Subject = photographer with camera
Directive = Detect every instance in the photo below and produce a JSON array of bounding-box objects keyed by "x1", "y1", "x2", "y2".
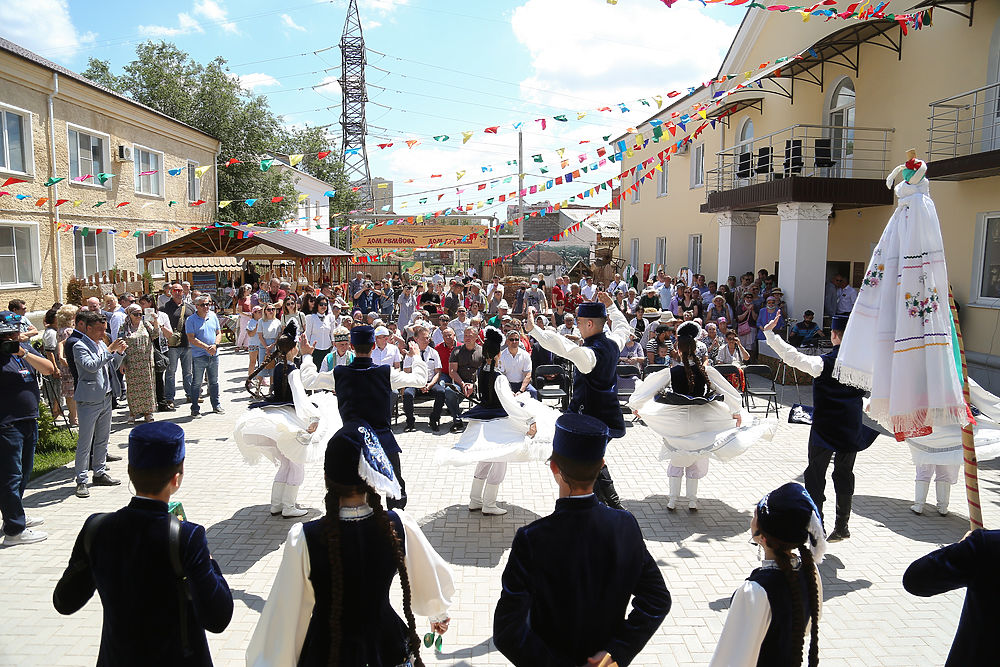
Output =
[
  {"x1": 353, "y1": 280, "x2": 379, "y2": 316},
  {"x1": 0, "y1": 311, "x2": 56, "y2": 545}
]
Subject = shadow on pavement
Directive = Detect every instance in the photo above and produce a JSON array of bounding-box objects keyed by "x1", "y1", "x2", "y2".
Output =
[
  {"x1": 24, "y1": 466, "x2": 80, "y2": 507},
  {"x1": 629, "y1": 495, "x2": 753, "y2": 544},
  {"x1": 206, "y1": 504, "x2": 320, "y2": 575},
  {"x1": 818, "y1": 553, "x2": 873, "y2": 602},
  {"x1": 435, "y1": 636, "x2": 493, "y2": 662},
  {"x1": 852, "y1": 494, "x2": 969, "y2": 544},
  {"x1": 418, "y1": 504, "x2": 540, "y2": 569}
]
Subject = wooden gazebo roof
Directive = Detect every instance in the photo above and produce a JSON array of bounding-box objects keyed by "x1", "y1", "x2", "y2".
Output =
[{"x1": 137, "y1": 225, "x2": 353, "y2": 262}]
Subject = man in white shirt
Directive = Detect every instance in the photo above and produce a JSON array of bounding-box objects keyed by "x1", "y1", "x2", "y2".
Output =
[
  {"x1": 371, "y1": 326, "x2": 402, "y2": 368},
  {"x1": 431, "y1": 270, "x2": 445, "y2": 285},
  {"x1": 830, "y1": 274, "x2": 857, "y2": 315},
  {"x1": 658, "y1": 276, "x2": 675, "y2": 310},
  {"x1": 402, "y1": 325, "x2": 459, "y2": 433},
  {"x1": 607, "y1": 273, "x2": 624, "y2": 295},
  {"x1": 558, "y1": 314, "x2": 582, "y2": 344},
  {"x1": 580, "y1": 278, "x2": 597, "y2": 301},
  {"x1": 486, "y1": 276, "x2": 503, "y2": 300},
  {"x1": 499, "y1": 330, "x2": 537, "y2": 399},
  {"x1": 448, "y1": 306, "x2": 470, "y2": 341}
]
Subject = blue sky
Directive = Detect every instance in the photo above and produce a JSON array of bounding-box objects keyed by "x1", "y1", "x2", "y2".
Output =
[{"x1": 0, "y1": 0, "x2": 744, "y2": 218}]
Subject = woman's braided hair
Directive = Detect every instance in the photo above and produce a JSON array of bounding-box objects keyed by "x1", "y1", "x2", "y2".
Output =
[
  {"x1": 324, "y1": 483, "x2": 424, "y2": 667},
  {"x1": 675, "y1": 325, "x2": 710, "y2": 397},
  {"x1": 768, "y1": 536, "x2": 820, "y2": 667}
]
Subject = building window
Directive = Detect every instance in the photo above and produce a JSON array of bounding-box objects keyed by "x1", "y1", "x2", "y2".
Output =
[
  {"x1": 0, "y1": 222, "x2": 40, "y2": 287},
  {"x1": 134, "y1": 145, "x2": 164, "y2": 196},
  {"x1": 629, "y1": 237, "x2": 639, "y2": 269},
  {"x1": 655, "y1": 236, "x2": 666, "y2": 268},
  {"x1": 631, "y1": 169, "x2": 641, "y2": 204},
  {"x1": 68, "y1": 126, "x2": 108, "y2": 184},
  {"x1": 0, "y1": 105, "x2": 31, "y2": 175},
  {"x1": 828, "y1": 77, "x2": 856, "y2": 177},
  {"x1": 657, "y1": 161, "x2": 668, "y2": 197},
  {"x1": 74, "y1": 231, "x2": 115, "y2": 277},
  {"x1": 137, "y1": 232, "x2": 167, "y2": 277},
  {"x1": 187, "y1": 160, "x2": 200, "y2": 202},
  {"x1": 973, "y1": 212, "x2": 1000, "y2": 305},
  {"x1": 691, "y1": 144, "x2": 705, "y2": 188},
  {"x1": 688, "y1": 234, "x2": 703, "y2": 274}
]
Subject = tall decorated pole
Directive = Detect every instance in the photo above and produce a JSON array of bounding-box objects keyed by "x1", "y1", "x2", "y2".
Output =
[{"x1": 947, "y1": 289, "x2": 984, "y2": 529}]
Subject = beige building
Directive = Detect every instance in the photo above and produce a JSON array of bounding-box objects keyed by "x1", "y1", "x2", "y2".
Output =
[
  {"x1": 0, "y1": 37, "x2": 220, "y2": 310},
  {"x1": 616, "y1": 4, "x2": 1000, "y2": 383}
]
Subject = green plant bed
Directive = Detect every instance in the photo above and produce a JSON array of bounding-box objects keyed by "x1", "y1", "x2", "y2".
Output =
[{"x1": 32, "y1": 404, "x2": 78, "y2": 480}]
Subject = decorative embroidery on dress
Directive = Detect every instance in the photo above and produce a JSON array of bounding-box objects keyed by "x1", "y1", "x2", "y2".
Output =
[
  {"x1": 862, "y1": 263, "x2": 885, "y2": 288},
  {"x1": 904, "y1": 288, "x2": 940, "y2": 323}
]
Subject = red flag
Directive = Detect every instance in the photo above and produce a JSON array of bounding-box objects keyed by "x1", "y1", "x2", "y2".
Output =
[
  {"x1": 378, "y1": 143, "x2": 393, "y2": 149},
  {"x1": 225, "y1": 158, "x2": 240, "y2": 167},
  {"x1": 190, "y1": 199, "x2": 206, "y2": 206},
  {"x1": 55, "y1": 199, "x2": 69, "y2": 207},
  {"x1": 484, "y1": 126, "x2": 499, "y2": 134},
  {"x1": 1, "y1": 177, "x2": 27, "y2": 187},
  {"x1": 115, "y1": 202, "x2": 129, "y2": 208},
  {"x1": 317, "y1": 151, "x2": 331, "y2": 160}
]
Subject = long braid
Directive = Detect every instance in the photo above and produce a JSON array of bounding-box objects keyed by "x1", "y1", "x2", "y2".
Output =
[
  {"x1": 324, "y1": 488, "x2": 343, "y2": 667},
  {"x1": 772, "y1": 548, "x2": 806, "y2": 666},
  {"x1": 370, "y1": 493, "x2": 425, "y2": 667},
  {"x1": 799, "y1": 546, "x2": 821, "y2": 667}
]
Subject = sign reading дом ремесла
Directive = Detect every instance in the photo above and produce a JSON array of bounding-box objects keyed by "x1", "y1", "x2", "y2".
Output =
[{"x1": 352, "y1": 224, "x2": 488, "y2": 249}]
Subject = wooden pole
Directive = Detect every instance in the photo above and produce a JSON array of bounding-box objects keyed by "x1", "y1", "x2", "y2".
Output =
[{"x1": 948, "y1": 288, "x2": 984, "y2": 530}]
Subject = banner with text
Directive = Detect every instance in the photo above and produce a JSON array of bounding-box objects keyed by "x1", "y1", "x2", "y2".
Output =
[{"x1": 352, "y1": 224, "x2": 488, "y2": 250}]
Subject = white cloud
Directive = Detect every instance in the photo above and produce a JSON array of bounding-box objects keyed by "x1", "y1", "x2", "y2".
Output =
[
  {"x1": 362, "y1": 0, "x2": 409, "y2": 12},
  {"x1": 362, "y1": 20, "x2": 382, "y2": 30},
  {"x1": 0, "y1": 0, "x2": 98, "y2": 59},
  {"x1": 236, "y1": 72, "x2": 281, "y2": 90},
  {"x1": 194, "y1": 0, "x2": 239, "y2": 34},
  {"x1": 139, "y1": 12, "x2": 204, "y2": 38},
  {"x1": 313, "y1": 76, "x2": 342, "y2": 97},
  {"x1": 281, "y1": 14, "x2": 307, "y2": 32}
]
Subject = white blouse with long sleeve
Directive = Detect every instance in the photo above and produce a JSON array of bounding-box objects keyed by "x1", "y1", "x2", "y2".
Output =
[
  {"x1": 530, "y1": 302, "x2": 631, "y2": 373},
  {"x1": 246, "y1": 509, "x2": 455, "y2": 667},
  {"x1": 299, "y1": 353, "x2": 427, "y2": 392},
  {"x1": 303, "y1": 313, "x2": 334, "y2": 349},
  {"x1": 764, "y1": 330, "x2": 823, "y2": 378}
]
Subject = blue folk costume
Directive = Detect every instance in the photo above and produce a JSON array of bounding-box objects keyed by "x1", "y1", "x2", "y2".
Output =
[
  {"x1": 435, "y1": 328, "x2": 559, "y2": 515},
  {"x1": 493, "y1": 414, "x2": 671, "y2": 666},
  {"x1": 710, "y1": 483, "x2": 827, "y2": 667},
  {"x1": 53, "y1": 422, "x2": 234, "y2": 666},
  {"x1": 765, "y1": 314, "x2": 878, "y2": 541},
  {"x1": 247, "y1": 422, "x2": 454, "y2": 667},
  {"x1": 903, "y1": 528, "x2": 1000, "y2": 667},
  {"x1": 529, "y1": 300, "x2": 631, "y2": 509},
  {"x1": 300, "y1": 325, "x2": 428, "y2": 510}
]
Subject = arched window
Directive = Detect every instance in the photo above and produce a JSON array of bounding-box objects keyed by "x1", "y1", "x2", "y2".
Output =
[
  {"x1": 828, "y1": 78, "x2": 855, "y2": 176},
  {"x1": 735, "y1": 118, "x2": 755, "y2": 182},
  {"x1": 738, "y1": 118, "x2": 754, "y2": 145}
]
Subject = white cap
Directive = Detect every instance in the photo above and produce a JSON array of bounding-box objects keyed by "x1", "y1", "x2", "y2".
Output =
[
  {"x1": 374, "y1": 326, "x2": 390, "y2": 336},
  {"x1": 498, "y1": 300, "x2": 510, "y2": 310}
]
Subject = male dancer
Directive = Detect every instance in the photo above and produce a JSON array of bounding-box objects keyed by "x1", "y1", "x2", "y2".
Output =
[
  {"x1": 763, "y1": 312, "x2": 877, "y2": 541},
  {"x1": 526, "y1": 292, "x2": 630, "y2": 509},
  {"x1": 299, "y1": 326, "x2": 426, "y2": 509}
]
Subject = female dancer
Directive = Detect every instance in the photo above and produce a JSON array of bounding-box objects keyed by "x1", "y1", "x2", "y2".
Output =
[
  {"x1": 629, "y1": 322, "x2": 775, "y2": 510},
  {"x1": 247, "y1": 421, "x2": 453, "y2": 666},
  {"x1": 235, "y1": 323, "x2": 341, "y2": 518},
  {"x1": 435, "y1": 328, "x2": 558, "y2": 515},
  {"x1": 710, "y1": 482, "x2": 824, "y2": 667}
]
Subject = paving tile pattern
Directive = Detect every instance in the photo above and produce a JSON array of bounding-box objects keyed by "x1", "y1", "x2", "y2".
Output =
[{"x1": 2, "y1": 350, "x2": 993, "y2": 666}]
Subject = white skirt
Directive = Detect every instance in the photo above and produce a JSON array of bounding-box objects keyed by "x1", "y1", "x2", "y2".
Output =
[
  {"x1": 235, "y1": 370, "x2": 342, "y2": 467},
  {"x1": 435, "y1": 394, "x2": 560, "y2": 466},
  {"x1": 907, "y1": 418, "x2": 1000, "y2": 467}
]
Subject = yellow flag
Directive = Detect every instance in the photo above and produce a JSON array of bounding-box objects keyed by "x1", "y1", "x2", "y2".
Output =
[
  {"x1": 577, "y1": 112, "x2": 587, "y2": 120},
  {"x1": 377, "y1": 183, "x2": 388, "y2": 189},
  {"x1": 462, "y1": 131, "x2": 474, "y2": 144},
  {"x1": 401, "y1": 202, "x2": 408, "y2": 208},
  {"x1": 416, "y1": 215, "x2": 424, "y2": 222},
  {"x1": 654, "y1": 164, "x2": 662, "y2": 172},
  {"x1": 195, "y1": 165, "x2": 211, "y2": 179},
  {"x1": 72, "y1": 200, "x2": 82, "y2": 207},
  {"x1": 556, "y1": 148, "x2": 565, "y2": 158},
  {"x1": 626, "y1": 148, "x2": 634, "y2": 158},
  {"x1": 538, "y1": 183, "x2": 546, "y2": 191},
  {"x1": 219, "y1": 200, "x2": 232, "y2": 208},
  {"x1": 698, "y1": 110, "x2": 707, "y2": 120},
  {"x1": 297, "y1": 194, "x2": 309, "y2": 203},
  {"x1": 456, "y1": 170, "x2": 466, "y2": 180},
  {"x1": 289, "y1": 154, "x2": 304, "y2": 167},
  {"x1": 654, "y1": 95, "x2": 663, "y2": 108},
  {"x1": 636, "y1": 133, "x2": 644, "y2": 144},
  {"x1": 476, "y1": 201, "x2": 483, "y2": 209}
]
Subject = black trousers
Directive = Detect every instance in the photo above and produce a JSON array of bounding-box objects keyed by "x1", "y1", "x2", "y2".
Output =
[
  {"x1": 385, "y1": 448, "x2": 407, "y2": 510},
  {"x1": 803, "y1": 443, "x2": 857, "y2": 524}
]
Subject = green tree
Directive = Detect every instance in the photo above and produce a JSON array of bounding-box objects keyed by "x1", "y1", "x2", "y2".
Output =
[{"x1": 82, "y1": 42, "x2": 296, "y2": 224}]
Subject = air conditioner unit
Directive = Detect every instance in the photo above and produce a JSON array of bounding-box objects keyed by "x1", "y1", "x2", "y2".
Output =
[{"x1": 116, "y1": 145, "x2": 133, "y2": 162}]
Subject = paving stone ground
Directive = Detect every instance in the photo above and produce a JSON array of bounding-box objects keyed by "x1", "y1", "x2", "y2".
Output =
[{"x1": 2, "y1": 348, "x2": 995, "y2": 666}]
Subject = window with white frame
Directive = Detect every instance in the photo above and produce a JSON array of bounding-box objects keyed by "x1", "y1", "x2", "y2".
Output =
[
  {"x1": 0, "y1": 105, "x2": 32, "y2": 175},
  {"x1": 0, "y1": 222, "x2": 40, "y2": 287},
  {"x1": 74, "y1": 231, "x2": 115, "y2": 277},
  {"x1": 631, "y1": 169, "x2": 641, "y2": 204},
  {"x1": 629, "y1": 237, "x2": 640, "y2": 269},
  {"x1": 137, "y1": 232, "x2": 167, "y2": 277},
  {"x1": 657, "y1": 161, "x2": 668, "y2": 197},
  {"x1": 68, "y1": 126, "x2": 108, "y2": 184},
  {"x1": 688, "y1": 234, "x2": 703, "y2": 274},
  {"x1": 691, "y1": 144, "x2": 705, "y2": 188},
  {"x1": 655, "y1": 236, "x2": 667, "y2": 268},
  {"x1": 134, "y1": 145, "x2": 164, "y2": 196},
  {"x1": 973, "y1": 212, "x2": 1000, "y2": 305},
  {"x1": 187, "y1": 160, "x2": 200, "y2": 202}
]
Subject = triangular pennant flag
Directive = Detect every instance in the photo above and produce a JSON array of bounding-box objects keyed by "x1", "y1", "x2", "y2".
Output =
[
  {"x1": 168, "y1": 168, "x2": 183, "y2": 176},
  {"x1": 96, "y1": 173, "x2": 114, "y2": 184},
  {"x1": 434, "y1": 135, "x2": 449, "y2": 142},
  {"x1": 195, "y1": 165, "x2": 211, "y2": 178},
  {"x1": 260, "y1": 159, "x2": 274, "y2": 172},
  {"x1": 462, "y1": 131, "x2": 474, "y2": 144},
  {"x1": 317, "y1": 150, "x2": 331, "y2": 160},
  {"x1": 289, "y1": 154, "x2": 304, "y2": 167},
  {"x1": 55, "y1": 199, "x2": 69, "y2": 207},
  {"x1": 190, "y1": 200, "x2": 206, "y2": 206},
  {"x1": 297, "y1": 194, "x2": 309, "y2": 203},
  {"x1": 1, "y1": 177, "x2": 28, "y2": 187},
  {"x1": 35, "y1": 197, "x2": 49, "y2": 207},
  {"x1": 225, "y1": 158, "x2": 241, "y2": 167},
  {"x1": 43, "y1": 177, "x2": 65, "y2": 187},
  {"x1": 245, "y1": 198, "x2": 258, "y2": 207},
  {"x1": 116, "y1": 202, "x2": 129, "y2": 208},
  {"x1": 456, "y1": 170, "x2": 466, "y2": 180},
  {"x1": 484, "y1": 126, "x2": 499, "y2": 134},
  {"x1": 219, "y1": 200, "x2": 233, "y2": 208}
]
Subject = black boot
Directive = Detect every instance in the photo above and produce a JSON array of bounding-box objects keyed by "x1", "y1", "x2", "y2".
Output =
[
  {"x1": 827, "y1": 515, "x2": 850, "y2": 542},
  {"x1": 595, "y1": 465, "x2": 626, "y2": 511}
]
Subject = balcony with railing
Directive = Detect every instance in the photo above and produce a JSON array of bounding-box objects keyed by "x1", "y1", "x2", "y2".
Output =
[
  {"x1": 701, "y1": 124, "x2": 895, "y2": 214},
  {"x1": 927, "y1": 80, "x2": 1000, "y2": 181}
]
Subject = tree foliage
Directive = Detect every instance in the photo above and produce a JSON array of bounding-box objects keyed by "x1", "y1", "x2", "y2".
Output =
[{"x1": 81, "y1": 42, "x2": 352, "y2": 228}]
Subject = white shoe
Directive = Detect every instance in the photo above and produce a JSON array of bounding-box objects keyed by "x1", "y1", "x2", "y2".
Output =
[
  {"x1": 468, "y1": 477, "x2": 485, "y2": 512},
  {"x1": 281, "y1": 484, "x2": 308, "y2": 519},
  {"x1": 911, "y1": 480, "x2": 930, "y2": 515},
  {"x1": 667, "y1": 476, "x2": 682, "y2": 512},
  {"x1": 270, "y1": 482, "x2": 285, "y2": 516},
  {"x1": 5, "y1": 528, "x2": 48, "y2": 545},
  {"x1": 481, "y1": 483, "x2": 508, "y2": 516},
  {"x1": 936, "y1": 481, "x2": 952, "y2": 516},
  {"x1": 25, "y1": 516, "x2": 44, "y2": 528},
  {"x1": 686, "y1": 477, "x2": 699, "y2": 512}
]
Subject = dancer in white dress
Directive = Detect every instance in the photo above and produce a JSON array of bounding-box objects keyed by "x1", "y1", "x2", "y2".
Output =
[
  {"x1": 902, "y1": 378, "x2": 1000, "y2": 516},
  {"x1": 435, "y1": 328, "x2": 559, "y2": 515},
  {"x1": 235, "y1": 324, "x2": 341, "y2": 518},
  {"x1": 630, "y1": 322, "x2": 777, "y2": 510}
]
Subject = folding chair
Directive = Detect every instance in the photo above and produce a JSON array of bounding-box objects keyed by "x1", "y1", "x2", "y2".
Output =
[
  {"x1": 643, "y1": 363, "x2": 667, "y2": 379},
  {"x1": 743, "y1": 364, "x2": 779, "y2": 417},
  {"x1": 534, "y1": 364, "x2": 568, "y2": 410}
]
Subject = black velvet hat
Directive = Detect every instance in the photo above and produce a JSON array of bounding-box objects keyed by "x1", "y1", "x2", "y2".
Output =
[
  {"x1": 350, "y1": 325, "x2": 375, "y2": 345},
  {"x1": 576, "y1": 302, "x2": 607, "y2": 319},
  {"x1": 325, "y1": 422, "x2": 401, "y2": 499},
  {"x1": 552, "y1": 414, "x2": 609, "y2": 463},
  {"x1": 128, "y1": 422, "x2": 185, "y2": 469},
  {"x1": 755, "y1": 482, "x2": 827, "y2": 562}
]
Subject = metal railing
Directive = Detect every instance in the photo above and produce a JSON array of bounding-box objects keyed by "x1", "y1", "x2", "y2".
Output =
[
  {"x1": 928, "y1": 80, "x2": 1000, "y2": 160},
  {"x1": 707, "y1": 123, "x2": 894, "y2": 193}
]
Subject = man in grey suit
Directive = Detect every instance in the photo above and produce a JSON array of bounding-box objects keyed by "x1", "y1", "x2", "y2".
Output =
[{"x1": 72, "y1": 310, "x2": 125, "y2": 498}]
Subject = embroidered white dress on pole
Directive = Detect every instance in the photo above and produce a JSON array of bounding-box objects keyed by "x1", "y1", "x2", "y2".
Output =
[{"x1": 833, "y1": 163, "x2": 968, "y2": 440}]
